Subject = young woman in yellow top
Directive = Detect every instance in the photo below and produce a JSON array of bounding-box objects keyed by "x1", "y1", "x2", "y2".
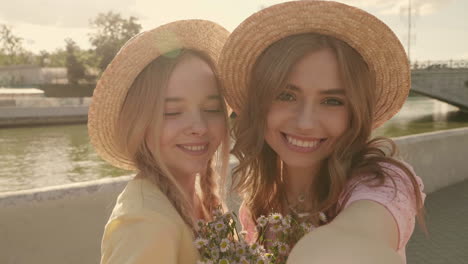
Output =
[{"x1": 88, "y1": 20, "x2": 230, "y2": 264}]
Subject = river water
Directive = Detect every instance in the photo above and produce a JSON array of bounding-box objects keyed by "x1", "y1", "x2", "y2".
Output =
[{"x1": 1, "y1": 96, "x2": 468, "y2": 193}]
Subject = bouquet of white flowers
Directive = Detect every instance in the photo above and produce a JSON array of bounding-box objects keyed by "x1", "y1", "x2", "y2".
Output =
[
  {"x1": 194, "y1": 208, "x2": 322, "y2": 264},
  {"x1": 194, "y1": 208, "x2": 271, "y2": 264},
  {"x1": 254, "y1": 213, "x2": 317, "y2": 264}
]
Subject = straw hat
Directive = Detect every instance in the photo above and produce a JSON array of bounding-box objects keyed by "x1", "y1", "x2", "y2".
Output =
[
  {"x1": 88, "y1": 20, "x2": 229, "y2": 170},
  {"x1": 219, "y1": 0, "x2": 410, "y2": 128}
]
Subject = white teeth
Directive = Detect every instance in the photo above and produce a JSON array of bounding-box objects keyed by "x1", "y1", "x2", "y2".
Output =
[
  {"x1": 286, "y1": 135, "x2": 320, "y2": 148},
  {"x1": 181, "y1": 145, "x2": 206, "y2": 151}
]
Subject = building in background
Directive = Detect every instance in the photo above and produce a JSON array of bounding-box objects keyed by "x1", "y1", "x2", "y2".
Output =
[{"x1": 0, "y1": 65, "x2": 67, "y2": 86}]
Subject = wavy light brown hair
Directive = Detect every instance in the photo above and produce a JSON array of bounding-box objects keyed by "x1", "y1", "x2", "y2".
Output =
[
  {"x1": 116, "y1": 49, "x2": 230, "y2": 228},
  {"x1": 232, "y1": 34, "x2": 425, "y2": 229}
]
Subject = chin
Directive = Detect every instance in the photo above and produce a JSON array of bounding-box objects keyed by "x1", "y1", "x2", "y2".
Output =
[
  {"x1": 183, "y1": 164, "x2": 209, "y2": 176},
  {"x1": 281, "y1": 155, "x2": 324, "y2": 169}
]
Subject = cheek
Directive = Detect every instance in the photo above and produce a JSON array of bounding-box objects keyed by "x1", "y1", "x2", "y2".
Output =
[
  {"x1": 208, "y1": 117, "x2": 227, "y2": 140},
  {"x1": 328, "y1": 109, "x2": 350, "y2": 136},
  {"x1": 266, "y1": 104, "x2": 289, "y2": 131},
  {"x1": 159, "y1": 120, "x2": 180, "y2": 147}
]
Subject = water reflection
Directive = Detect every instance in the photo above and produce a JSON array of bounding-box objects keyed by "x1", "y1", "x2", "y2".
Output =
[
  {"x1": 373, "y1": 97, "x2": 468, "y2": 137},
  {"x1": 0, "y1": 124, "x2": 130, "y2": 193},
  {"x1": 1, "y1": 96, "x2": 467, "y2": 192}
]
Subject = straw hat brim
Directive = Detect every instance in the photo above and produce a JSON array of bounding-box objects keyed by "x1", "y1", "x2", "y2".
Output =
[
  {"x1": 88, "y1": 20, "x2": 229, "y2": 170},
  {"x1": 219, "y1": 0, "x2": 410, "y2": 129}
]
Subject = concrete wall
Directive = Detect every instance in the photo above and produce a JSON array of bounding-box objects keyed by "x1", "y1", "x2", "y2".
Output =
[
  {"x1": 1, "y1": 127, "x2": 468, "y2": 264},
  {"x1": 0, "y1": 98, "x2": 91, "y2": 127},
  {"x1": 0, "y1": 177, "x2": 131, "y2": 264},
  {"x1": 0, "y1": 106, "x2": 88, "y2": 127},
  {"x1": 394, "y1": 127, "x2": 468, "y2": 193}
]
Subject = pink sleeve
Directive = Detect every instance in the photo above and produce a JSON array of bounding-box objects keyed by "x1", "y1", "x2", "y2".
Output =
[
  {"x1": 239, "y1": 203, "x2": 257, "y2": 244},
  {"x1": 341, "y1": 162, "x2": 426, "y2": 250}
]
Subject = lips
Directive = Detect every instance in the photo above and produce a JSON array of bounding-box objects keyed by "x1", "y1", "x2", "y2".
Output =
[
  {"x1": 281, "y1": 133, "x2": 326, "y2": 153},
  {"x1": 177, "y1": 143, "x2": 209, "y2": 155}
]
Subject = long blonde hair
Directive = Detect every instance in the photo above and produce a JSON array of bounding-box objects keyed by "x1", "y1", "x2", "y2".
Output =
[
  {"x1": 232, "y1": 34, "x2": 425, "y2": 228},
  {"x1": 116, "y1": 49, "x2": 230, "y2": 228}
]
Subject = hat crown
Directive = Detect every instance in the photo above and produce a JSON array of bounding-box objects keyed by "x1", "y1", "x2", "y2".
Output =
[{"x1": 219, "y1": 0, "x2": 409, "y2": 129}]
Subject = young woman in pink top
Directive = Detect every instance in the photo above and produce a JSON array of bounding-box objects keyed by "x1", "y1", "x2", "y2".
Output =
[{"x1": 218, "y1": 1, "x2": 425, "y2": 263}]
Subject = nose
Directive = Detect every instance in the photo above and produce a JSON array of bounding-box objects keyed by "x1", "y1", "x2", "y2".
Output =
[
  {"x1": 185, "y1": 111, "x2": 208, "y2": 136},
  {"x1": 295, "y1": 102, "x2": 318, "y2": 132}
]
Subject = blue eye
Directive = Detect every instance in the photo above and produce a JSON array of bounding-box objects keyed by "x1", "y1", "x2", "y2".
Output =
[
  {"x1": 323, "y1": 98, "x2": 344, "y2": 106},
  {"x1": 276, "y1": 91, "x2": 296, "y2": 101}
]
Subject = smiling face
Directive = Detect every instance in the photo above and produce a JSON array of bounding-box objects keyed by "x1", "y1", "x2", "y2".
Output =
[
  {"x1": 148, "y1": 54, "x2": 226, "y2": 178},
  {"x1": 264, "y1": 48, "x2": 350, "y2": 171}
]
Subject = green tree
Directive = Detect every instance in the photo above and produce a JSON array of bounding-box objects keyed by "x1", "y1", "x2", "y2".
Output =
[
  {"x1": 65, "y1": 38, "x2": 86, "y2": 84},
  {"x1": 0, "y1": 24, "x2": 33, "y2": 65},
  {"x1": 48, "y1": 48, "x2": 68, "y2": 67},
  {"x1": 36, "y1": 50, "x2": 51, "y2": 66},
  {"x1": 89, "y1": 11, "x2": 142, "y2": 72}
]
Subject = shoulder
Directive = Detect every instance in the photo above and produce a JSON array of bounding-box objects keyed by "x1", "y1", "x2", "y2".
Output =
[
  {"x1": 379, "y1": 160, "x2": 424, "y2": 188},
  {"x1": 110, "y1": 177, "x2": 183, "y2": 222},
  {"x1": 101, "y1": 207, "x2": 194, "y2": 264},
  {"x1": 103, "y1": 202, "x2": 184, "y2": 246},
  {"x1": 342, "y1": 160, "x2": 425, "y2": 205},
  {"x1": 101, "y1": 178, "x2": 198, "y2": 263},
  {"x1": 338, "y1": 160, "x2": 426, "y2": 250}
]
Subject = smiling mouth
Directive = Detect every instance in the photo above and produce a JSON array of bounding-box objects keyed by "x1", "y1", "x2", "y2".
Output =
[
  {"x1": 177, "y1": 143, "x2": 209, "y2": 155},
  {"x1": 281, "y1": 133, "x2": 327, "y2": 152}
]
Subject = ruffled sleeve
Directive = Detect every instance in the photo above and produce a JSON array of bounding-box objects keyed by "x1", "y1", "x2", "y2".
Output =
[{"x1": 340, "y1": 162, "x2": 425, "y2": 250}]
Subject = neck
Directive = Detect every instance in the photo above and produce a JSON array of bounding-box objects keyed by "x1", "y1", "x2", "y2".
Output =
[
  {"x1": 283, "y1": 163, "x2": 321, "y2": 202},
  {"x1": 173, "y1": 172, "x2": 197, "y2": 207},
  {"x1": 173, "y1": 171, "x2": 207, "y2": 220}
]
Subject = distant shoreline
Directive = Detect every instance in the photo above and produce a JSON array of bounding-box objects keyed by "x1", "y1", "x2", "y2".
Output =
[{"x1": 0, "y1": 105, "x2": 88, "y2": 128}]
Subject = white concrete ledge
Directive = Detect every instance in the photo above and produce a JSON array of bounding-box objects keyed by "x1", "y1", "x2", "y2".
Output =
[
  {"x1": 0, "y1": 176, "x2": 131, "y2": 207},
  {"x1": 1, "y1": 128, "x2": 467, "y2": 264},
  {"x1": 0, "y1": 176, "x2": 132, "y2": 264},
  {"x1": 394, "y1": 127, "x2": 468, "y2": 193},
  {"x1": 0, "y1": 106, "x2": 88, "y2": 127}
]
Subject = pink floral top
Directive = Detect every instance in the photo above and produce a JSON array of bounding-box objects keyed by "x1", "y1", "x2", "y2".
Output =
[{"x1": 239, "y1": 162, "x2": 425, "y2": 264}]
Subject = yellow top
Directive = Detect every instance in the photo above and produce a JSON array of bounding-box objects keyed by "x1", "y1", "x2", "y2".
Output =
[{"x1": 100, "y1": 178, "x2": 199, "y2": 264}]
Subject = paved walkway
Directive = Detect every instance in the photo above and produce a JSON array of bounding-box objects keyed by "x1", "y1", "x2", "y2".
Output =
[{"x1": 407, "y1": 179, "x2": 468, "y2": 264}]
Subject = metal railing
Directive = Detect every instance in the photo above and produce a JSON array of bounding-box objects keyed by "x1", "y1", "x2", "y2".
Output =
[{"x1": 411, "y1": 60, "x2": 468, "y2": 70}]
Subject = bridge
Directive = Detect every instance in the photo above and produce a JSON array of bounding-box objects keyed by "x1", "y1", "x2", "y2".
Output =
[{"x1": 411, "y1": 60, "x2": 468, "y2": 110}]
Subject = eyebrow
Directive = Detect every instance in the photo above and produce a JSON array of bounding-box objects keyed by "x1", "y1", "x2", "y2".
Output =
[
  {"x1": 286, "y1": 84, "x2": 346, "y2": 95},
  {"x1": 164, "y1": 95, "x2": 221, "y2": 103},
  {"x1": 319, "y1": 89, "x2": 346, "y2": 95}
]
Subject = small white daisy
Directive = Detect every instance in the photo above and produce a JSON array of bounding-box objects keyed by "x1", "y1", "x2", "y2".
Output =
[
  {"x1": 276, "y1": 242, "x2": 290, "y2": 256},
  {"x1": 219, "y1": 258, "x2": 230, "y2": 264},
  {"x1": 214, "y1": 221, "x2": 226, "y2": 232},
  {"x1": 194, "y1": 238, "x2": 208, "y2": 249},
  {"x1": 319, "y1": 212, "x2": 328, "y2": 222},
  {"x1": 256, "y1": 215, "x2": 268, "y2": 227},
  {"x1": 268, "y1": 213, "x2": 282, "y2": 224},
  {"x1": 219, "y1": 238, "x2": 231, "y2": 252}
]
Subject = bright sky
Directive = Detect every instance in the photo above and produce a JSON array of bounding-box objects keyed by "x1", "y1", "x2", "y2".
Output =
[{"x1": 0, "y1": 0, "x2": 467, "y2": 62}]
